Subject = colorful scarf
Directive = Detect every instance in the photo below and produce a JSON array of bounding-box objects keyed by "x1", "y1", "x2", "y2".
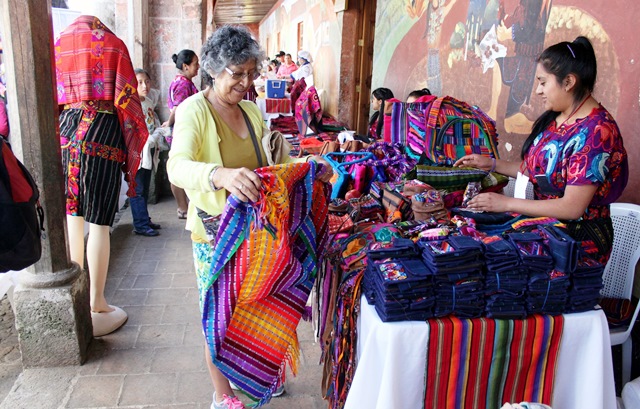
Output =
[
  {"x1": 203, "y1": 162, "x2": 329, "y2": 406},
  {"x1": 424, "y1": 315, "x2": 564, "y2": 409},
  {"x1": 55, "y1": 15, "x2": 148, "y2": 196}
]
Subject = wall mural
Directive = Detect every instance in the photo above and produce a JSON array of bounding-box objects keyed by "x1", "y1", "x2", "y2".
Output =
[{"x1": 375, "y1": 1, "x2": 625, "y2": 162}]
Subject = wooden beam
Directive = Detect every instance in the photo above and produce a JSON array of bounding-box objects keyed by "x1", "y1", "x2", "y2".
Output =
[{"x1": 0, "y1": 0, "x2": 71, "y2": 275}]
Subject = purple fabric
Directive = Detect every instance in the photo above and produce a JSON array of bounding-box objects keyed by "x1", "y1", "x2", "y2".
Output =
[{"x1": 167, "y1": 75, "x2": 198, "y2": 110}]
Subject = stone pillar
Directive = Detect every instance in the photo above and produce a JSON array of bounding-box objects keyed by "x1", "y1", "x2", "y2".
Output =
[
  {"x1": 0, "y1": 0, "x2": 91, "y2": 367},
  {"x1": 131, "y1": 0, "x2": 149, "y2": 70}
]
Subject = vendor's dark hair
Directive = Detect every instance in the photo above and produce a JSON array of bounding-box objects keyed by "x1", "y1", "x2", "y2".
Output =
[
  {"x1": 372, "y1": 87, "x2": 394, "y2": 101},
  {"x1": 521, "y1": 36, "x2": 597, "y2": 159},
  {"x1": 407, "y1": 88, "x2": 432, "y2": 100},
  {"x1": 200, "y1": 25, "x2": 265, "y2": 76},
  {"x1": 371, "y1": 88, "x2": 395, "y2": 139},
  {"x1": 172, "y1": 49, "x2": 197, "y2": 70}
]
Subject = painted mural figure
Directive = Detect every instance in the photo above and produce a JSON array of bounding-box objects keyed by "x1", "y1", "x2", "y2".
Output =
[
  {"x1": 494, "y1": 0, "x2": 552, "y2": 132},
  {"x1": 424, "y1": 0, "x2": 458, "y2": 97}
]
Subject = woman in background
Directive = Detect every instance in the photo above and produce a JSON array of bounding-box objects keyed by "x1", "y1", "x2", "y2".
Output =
[
  {"x1": 368, "y1": 87, "x2": 394, "y2": 140},
  {"x1": 164, "y1": 49, "x2": 199, "y2": 219}
]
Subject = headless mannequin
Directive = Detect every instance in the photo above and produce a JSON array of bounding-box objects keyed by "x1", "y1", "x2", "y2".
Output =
[{"x1": 67, "y1": 215, "x2": 127, "y2": 336}]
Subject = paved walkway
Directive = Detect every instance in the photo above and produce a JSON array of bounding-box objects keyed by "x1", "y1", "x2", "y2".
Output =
[{"x1": 0, "y1": 197, "x2": 326, "y2": 409}]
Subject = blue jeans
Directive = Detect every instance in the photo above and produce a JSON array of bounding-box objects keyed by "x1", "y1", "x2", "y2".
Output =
[{"x1": 130, "y1": 168, "x2": 152, "y2": 232}]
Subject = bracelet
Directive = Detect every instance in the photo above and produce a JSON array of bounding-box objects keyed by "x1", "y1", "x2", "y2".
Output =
[
  {"x1": 209, "y1": 167, "x2": 222, "y2": 191},
  {"x1": 489, "y1": 157, "x2": 496, "y2": 173}
]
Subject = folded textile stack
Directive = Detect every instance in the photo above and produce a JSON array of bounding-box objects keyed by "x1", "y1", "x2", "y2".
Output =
[
  {"x1": 566, "y1": 256, "x2": 605, "y2": 313},
  {"x1": 418, "y1": 235, "x2": 485, "y2": 318},
  {"x1": 483, "y1": 236, "x2": 528, "y2": 318},
  {"x1": 363, "y1": 238, "x2": 435, "y2": 322},
  {"x1": 506, "y1": 232, "x2": 566, "y2": 315},
  {"x1": 535, "y1": 224, "x2": 602, "y2": 313}
]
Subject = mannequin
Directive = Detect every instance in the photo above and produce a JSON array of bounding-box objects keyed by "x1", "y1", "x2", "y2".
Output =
[
  {"x1": 55, "y1": 15, "x2": 148, "y2": 337},
  {"x1": 67, "y1": 215, "x2": 126, "y2": 336}
]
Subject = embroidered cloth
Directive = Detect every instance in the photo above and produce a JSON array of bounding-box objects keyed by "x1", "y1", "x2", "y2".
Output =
[
  {"x1": 55, "y1": 16, "x2": 147, "y2": 195},
  {"x1": 203, "y1": 162, "x2": 329, "y2": 406},
  {"x1": 424, "y1": 314, "x2": 564, "y2": 409}
]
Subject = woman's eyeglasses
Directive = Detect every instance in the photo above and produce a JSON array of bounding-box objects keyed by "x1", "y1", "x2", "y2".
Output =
[{"x1": 224, "y1": 67, "x2": 260, "y2": 81}]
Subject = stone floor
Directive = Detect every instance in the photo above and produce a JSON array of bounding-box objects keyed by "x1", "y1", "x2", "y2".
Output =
[{"x1": 0, "y1": 197, "x2": 326, "y2": 408}]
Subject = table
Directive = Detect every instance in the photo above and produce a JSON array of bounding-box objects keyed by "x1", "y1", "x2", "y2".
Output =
[{"x1": 344, "y1": 296, "x2": 616, "y2": 409}]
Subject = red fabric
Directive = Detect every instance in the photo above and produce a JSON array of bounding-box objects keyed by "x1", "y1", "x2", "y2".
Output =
[
  {"x1": 2, "y1": 142, "x2": 33, "y2": 202},
  {"x1": 265, "y1": 97, "x2": 291, "y2": 114},
  {"x1": 290, "y1": 77, "x2": 307, "y2": 107},
  {"x1": 54, "y1": 15, "x2": 148, "y2": 196}
]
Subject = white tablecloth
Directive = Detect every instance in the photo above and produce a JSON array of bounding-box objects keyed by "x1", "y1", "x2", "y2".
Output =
[
  {"x1": 256, "y1": 97, "x2": 293, "y2": 121},
  {"x1": 345, "y1": 296, "x2": 616, "y2": 409}
]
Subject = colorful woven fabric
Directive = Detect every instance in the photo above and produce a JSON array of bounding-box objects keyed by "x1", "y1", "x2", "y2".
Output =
[
  {"x1": 295, "y1": 86, "x2": 322, "y2": 137},
  {"x1": 203, "y1": 162, "x2": 329, "y2": 407},
  {"x1": 424, "y1": 315, "x2": 564, "y2": 409},
  {"x1": 265, "y1": 97, "x2": 291, "y2": 114},
  {"x1": 55, "y1": 15, "x2": 148, "y2": 196}
]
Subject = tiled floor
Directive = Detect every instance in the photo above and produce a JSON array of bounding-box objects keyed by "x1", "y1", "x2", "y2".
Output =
[{"x1": 0, "y1": 197, "x2": 326, "y2": 408}]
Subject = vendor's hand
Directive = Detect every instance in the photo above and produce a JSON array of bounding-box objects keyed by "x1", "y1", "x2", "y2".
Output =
[
  {"x1": 308, "y1": 155, "x2": 334, "y2": 183},
  {"x1": 454, "y1": 154, "x2": 493, "y2": 171},
  {"x1": 215, "y1": 167, "x2": 262, "y2": 203},
  {"x1": 161, "y1": 121, "x2": 170, "y2": 128},
  {"x1": 466, "y1": 192, "x2": 511, "y2": 213}
]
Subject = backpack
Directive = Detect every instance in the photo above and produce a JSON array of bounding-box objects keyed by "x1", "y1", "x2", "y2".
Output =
[
  {"x1": 0, "y1": 138, "x2": 44, "y2": 272},
  {"x1": 389, "y1": 95, "x2": 499, "y2": 166}
]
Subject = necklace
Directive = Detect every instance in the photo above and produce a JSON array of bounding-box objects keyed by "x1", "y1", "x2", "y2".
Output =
[{"x1": 558, "y1": 95, "x2": 591, "y2": 128}]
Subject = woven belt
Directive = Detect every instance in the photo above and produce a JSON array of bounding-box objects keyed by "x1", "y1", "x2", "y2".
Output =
[{"x1": 64, "y1": 100, "x2": 115, "y2": 114}]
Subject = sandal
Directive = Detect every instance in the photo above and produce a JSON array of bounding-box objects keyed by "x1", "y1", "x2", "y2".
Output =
[{"x1": 177, "y1": 209, "x2": 187, "y2": 219}]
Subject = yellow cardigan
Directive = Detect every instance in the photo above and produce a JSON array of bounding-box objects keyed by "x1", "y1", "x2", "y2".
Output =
[{"x1": 167, "y1": 92, "x2": 300, "y2": 242}]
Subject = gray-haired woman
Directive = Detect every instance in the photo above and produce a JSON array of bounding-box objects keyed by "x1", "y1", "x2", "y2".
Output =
[{"x1": 167, "y1": 25, "x2": 331, "y2": 409}]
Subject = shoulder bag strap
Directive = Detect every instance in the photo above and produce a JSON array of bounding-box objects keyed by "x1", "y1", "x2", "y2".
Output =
[{"x1": 238, "y1": 105, "x2": 264, "y2": 168}]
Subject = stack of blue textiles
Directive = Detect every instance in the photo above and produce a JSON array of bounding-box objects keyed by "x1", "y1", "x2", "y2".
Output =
[
  {"x1": 483, "y1": 236, "x2": 528, "y2": 318},
  {"x1": 566, "y1": 256, "x2": 605, "y2": 312},
  {"x1": 363, "y1": 238, "x2": 435, "y2": 322},
  {"x1": 506, "y1": 232, "x2": 567, "y2": 315},
  {"x1": 417, "y1": 235, "x2": 485, "y2": 318}
]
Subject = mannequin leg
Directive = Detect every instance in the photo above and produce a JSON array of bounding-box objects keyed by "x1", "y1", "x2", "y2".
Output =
[
  {"x1": 66, "y1": 215, "x2": 86, "y2": 268},
  {"x1": 87, "y1": 223, "x2": 128, "y2": 336},
  {"x1": 86, "y1": 223, "x2": 112, "y2": 313}
]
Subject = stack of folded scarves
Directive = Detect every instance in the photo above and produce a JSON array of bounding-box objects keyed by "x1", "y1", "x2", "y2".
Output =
[
  {"x1": 363, "y1": 238, "x2": 435, "y2": 322},
  {"x1": 482, "y1": 236, "x2": 528, "y2": 318},
  {"x1": 418, "y1": 235, "x2": 485, "y2": 318},
  {"x1": 507, "y1": 232, "x2": 567, "y2": 315}
]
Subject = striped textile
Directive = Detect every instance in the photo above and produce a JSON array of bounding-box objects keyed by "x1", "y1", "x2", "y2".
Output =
[
  {"x1": 390, "y1": 100, "x2": 434, "y2": 159},
  {"x1": 203, "y1": 162, "x2": 330, "y2": 407},
  {"x1": 424, "y1": 315, "x2": 564, "y2": 409},
  {"x1": 265, "y1": 97, "x2": 291, "y2": 114}
]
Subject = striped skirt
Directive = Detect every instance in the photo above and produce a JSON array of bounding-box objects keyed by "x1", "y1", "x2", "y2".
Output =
[{"x1": 59, "y1": 108, "x2": 125, "y2": 226}]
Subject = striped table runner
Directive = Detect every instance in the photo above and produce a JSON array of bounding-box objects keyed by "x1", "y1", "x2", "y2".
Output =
[{"x1": 424, "y1": 315, "x2": 564, "y2": 409}]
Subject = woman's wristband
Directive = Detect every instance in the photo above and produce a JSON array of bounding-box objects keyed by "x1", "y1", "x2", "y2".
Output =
[
  {"x1": 489, "y1": 157, "x2": 496, "y2": 173},
  {"x1": 209, "y1": 167, "x2": 222, "y2": 191}
]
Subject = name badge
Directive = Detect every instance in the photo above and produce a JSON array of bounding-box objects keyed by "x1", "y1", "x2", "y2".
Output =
[{"x1": 514, "y1": 171, "x2": 529, "y2": 199}]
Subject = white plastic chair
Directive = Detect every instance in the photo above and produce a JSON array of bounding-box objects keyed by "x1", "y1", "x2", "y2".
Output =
[{"x1": 601, "y1": 203, "x2": 640, "y2": 386}]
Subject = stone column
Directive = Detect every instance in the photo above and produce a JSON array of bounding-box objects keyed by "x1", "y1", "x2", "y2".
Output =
[{"x1": 0, "y1": 0, "x2": 91, "y2": 367}]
